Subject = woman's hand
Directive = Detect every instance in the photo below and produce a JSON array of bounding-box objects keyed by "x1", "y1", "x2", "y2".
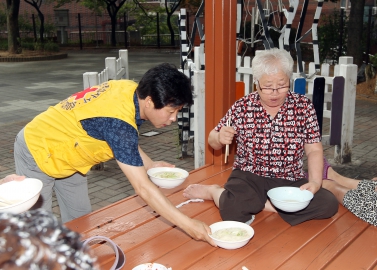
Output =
[
  {"x1": 0, "y1": 174, "x2": 26, "y2": 185},
  {"x1": 149, "y1": 161, "x2": 175, "y2": 169},
  {"x1": 300, "y1": 181, "x2": 321, "y2": 194},
  {"x1": 218, "y1": 126, "x2": 237, "y2": 145},
  {"x1": 180, "y1": 217, "x2": 217, "y2": 247}
]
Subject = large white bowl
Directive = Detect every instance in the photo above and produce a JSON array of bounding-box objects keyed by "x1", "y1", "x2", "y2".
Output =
[
  {"x1": 0, "y1": 178, "x2": 43, "y2": 214},
  {"x1": 132, "y1": 263, "x2": 169, "y2": 270},
  {"x1": 147, "y1": 167, "x2": 189, "y2": 189},
  {"x1": 267, "y1": 186, "x2": 314, "y2": 212},
  {"x1": 209, "y1": 220, "x2": 255, "y2": 250}
]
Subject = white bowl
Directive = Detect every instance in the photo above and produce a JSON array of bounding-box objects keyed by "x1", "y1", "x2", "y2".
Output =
[
  {"x1": 132, "y1": 263, "x2": 169, "y2": 270},
  {"x1": 209, "y1": 220, "x2": 255, "y2": 250},
  {"x1": 267, "y1": 186, "x2": 314, "y2": 212},
  {"x1": 147, "y1": 167, "x2": 189, "y2": 189},
  {"x1": 0, "y1": 178, "x2": 43, "y2": 214}
]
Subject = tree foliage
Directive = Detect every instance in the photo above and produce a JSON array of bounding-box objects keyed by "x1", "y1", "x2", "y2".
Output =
[{"x1": 318, "y1": 9, "x2": 348, "y2": 63}]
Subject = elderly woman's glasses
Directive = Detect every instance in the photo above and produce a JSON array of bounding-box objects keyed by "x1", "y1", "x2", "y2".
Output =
[{"x1": 256, "y1": 81, "x2": 290, "y2": 94}]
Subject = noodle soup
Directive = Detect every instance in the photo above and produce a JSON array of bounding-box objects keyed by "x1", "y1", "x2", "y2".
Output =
[
  {"x1": 209, "y1": 220, "x2": 254, "y2": 249},
  {"x1": 212, "y1": 227, "x2": 251, "y2": 242},
  {"x1": 152, "y1": 171, "x2": 184, "y2": 179}
]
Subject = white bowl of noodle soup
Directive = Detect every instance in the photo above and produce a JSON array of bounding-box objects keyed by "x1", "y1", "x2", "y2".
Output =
[
  {"x1": 0, "y1": 178, "x2": 43, "y2": 214},
  {"x1": 209, "y1": 221, "x2": 255, "y2": 249},
  {"x1": 147, "y1": 167, "x2": 189, "y2": 189}
]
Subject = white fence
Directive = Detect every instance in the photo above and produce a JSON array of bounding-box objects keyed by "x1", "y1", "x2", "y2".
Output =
[
  {"x1": 189, "y1": 51, "x2": 357, "y2": 167},
  {"x1": 83, "y1": 49, "x2": 129, "y2": 89}
]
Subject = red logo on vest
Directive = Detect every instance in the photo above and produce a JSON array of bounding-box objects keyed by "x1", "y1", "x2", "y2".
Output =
[{"x1": 72, "y1": 87, "x2": 99, "y2": 100}]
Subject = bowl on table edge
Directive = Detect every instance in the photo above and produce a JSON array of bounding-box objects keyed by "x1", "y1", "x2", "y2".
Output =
[
  {"x1": 209, "y1": 220, "x2": 255, "y2": 250},
  {"x1": 267, "y1": 186, "x2": 314, "y2": 212},
  {"x1": 0, "y1": 178, "x2": 43, "y2": 214},
  {"x1": 147, "y1": 167, "x2": 189, "y2": 189},
  {"x1": 132, "y1": 262, "x2": 170, "y2": 270}
]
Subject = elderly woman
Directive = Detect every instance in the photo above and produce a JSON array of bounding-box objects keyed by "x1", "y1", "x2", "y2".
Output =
[{"x1": 183, "y1": 48, "x2": 338, "y2": 226}]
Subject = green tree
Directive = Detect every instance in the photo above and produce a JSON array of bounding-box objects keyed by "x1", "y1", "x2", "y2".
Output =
[
  {"x1": 347, "y1": 0, "x2": 366, "y2": 66},
  {"x1": 55, "y1": 0, "x2": 150, "y2": 46},
  {"x1": 6, "y1": 0, "x2": 21, "y2": 54},
  {"x1": 24, "y1": 0, "x2": 45, "y2": 43},
  {"x1": 162, "y1": 0, "x2": 184, "y2": 46},
  {"x1": 324, "y1": 0, "x2": 367, "y2": 66},
  {"x1": 318, "y1": 9, "x2": 348, "y2": 63}
]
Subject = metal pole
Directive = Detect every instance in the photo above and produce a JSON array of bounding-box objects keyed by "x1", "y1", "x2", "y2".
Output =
[
  {"x1": 365, "y1": 7, "x2": 372, "y2": 64},
  {"x1": 95, "y1": 13, "x2": 99, "y2": 48},
  {"x1": 156, "y1": 12, "x2": 160, "y2": 48},
  {"x1": 124, "y1": 12, "x2": 128, "y2": 48},
  {"x1": 78, "y1": 13, "x2": 83, "y2": 50},
  {"x1": 338, "y1": 8, "x2": 344, "y2": 61}
]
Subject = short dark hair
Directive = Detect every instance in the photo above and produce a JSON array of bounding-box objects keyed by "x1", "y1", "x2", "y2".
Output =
[
  {"x1": 0, "y1": 209, "x2": 98, "y2": 270},
  {"x1": 136, "y1": 63, "x2": 194, "y2": 109}
]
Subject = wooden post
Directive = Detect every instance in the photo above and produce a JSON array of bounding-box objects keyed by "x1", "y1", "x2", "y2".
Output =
[{"x1": 205, "y1": 0, "x2": 237, "y2": 166}]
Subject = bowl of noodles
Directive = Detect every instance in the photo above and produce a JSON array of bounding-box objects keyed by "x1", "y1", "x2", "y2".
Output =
[
  {"x1": 209, "y1": 220, "x2": 254, "y2": 249},
  {"x1": 147, "y1": 167, "x2": 189, "y2": 189}
]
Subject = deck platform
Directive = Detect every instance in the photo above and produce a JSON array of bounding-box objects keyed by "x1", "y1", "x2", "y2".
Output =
[{"x1": 65, "y1": 165, "x2": 377, "y2": 270}]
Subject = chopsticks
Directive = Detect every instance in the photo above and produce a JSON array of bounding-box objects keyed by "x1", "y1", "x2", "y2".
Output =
[{"x1": 225, "y1": 118, "x2": 231, "y2": 163}]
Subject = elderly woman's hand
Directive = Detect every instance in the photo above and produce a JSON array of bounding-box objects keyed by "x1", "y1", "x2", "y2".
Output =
[
  {"x1": 300, "y1": 181, "x2": 321, "y2": 194},
  {"x1": 218, "y1": 126, "x2": 237, "y2": 146}
]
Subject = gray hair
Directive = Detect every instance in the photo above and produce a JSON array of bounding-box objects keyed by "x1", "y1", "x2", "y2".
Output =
[
  {"x1": 251, "y1": 48, "x2": 294, "y2": 81},
  {"x1": 0, "y1": 209, "x2": 98, "y2": 270}
]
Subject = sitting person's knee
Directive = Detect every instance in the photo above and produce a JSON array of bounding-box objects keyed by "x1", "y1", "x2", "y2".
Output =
[
  {"x1": 219, "y1": 201, "x2": 264, "y2": 222},
  {"x1": 319, "y1": 190, "x2": 339, "y2": 218}
]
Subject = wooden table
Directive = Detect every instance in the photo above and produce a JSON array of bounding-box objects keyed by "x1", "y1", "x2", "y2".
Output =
[{"x1": 65, "y1": 165, "x2": 377, "y2": 270}]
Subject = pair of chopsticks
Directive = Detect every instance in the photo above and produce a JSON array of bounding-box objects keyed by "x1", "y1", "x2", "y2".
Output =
[{"x1": 225, "y1": 118, "x2": 231, "y2": 163}]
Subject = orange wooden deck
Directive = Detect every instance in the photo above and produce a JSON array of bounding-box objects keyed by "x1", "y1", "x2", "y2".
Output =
[{"x1": 65, "y1": 165, "x2": 377, "y2": 270}]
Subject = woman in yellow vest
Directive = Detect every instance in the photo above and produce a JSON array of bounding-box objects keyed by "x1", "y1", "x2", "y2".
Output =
[{"x1": 13, "y1": 63, "x2": 216, "y2": 247}]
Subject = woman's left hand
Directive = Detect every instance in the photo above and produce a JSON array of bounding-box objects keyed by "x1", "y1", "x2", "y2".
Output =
[{"x1": 300, "y1": 181, "x2": 321, "y2": 194}]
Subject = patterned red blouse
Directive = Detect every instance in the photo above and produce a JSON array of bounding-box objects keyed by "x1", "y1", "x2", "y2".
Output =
[{"x1": 215, "y1": 91, "x2": 321, "y2": 181}]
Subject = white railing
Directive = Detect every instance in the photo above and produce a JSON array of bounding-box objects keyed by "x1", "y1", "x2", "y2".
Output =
[{"x1": 83, "y1": 49, "x2": 129, "y2": 89}]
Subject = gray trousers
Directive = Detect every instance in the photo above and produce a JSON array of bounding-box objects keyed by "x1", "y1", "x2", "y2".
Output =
[{"x1": 14, "y1": 128, "x2": 92, "y2": 223}]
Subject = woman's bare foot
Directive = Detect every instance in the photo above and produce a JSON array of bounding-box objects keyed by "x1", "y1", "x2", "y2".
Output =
[
  {"x1": 183, "y1": 184, "x2": 225, "y2": 208},
  {"x1": 183, "y1": 184, "x2": 221, "y2": 200}
]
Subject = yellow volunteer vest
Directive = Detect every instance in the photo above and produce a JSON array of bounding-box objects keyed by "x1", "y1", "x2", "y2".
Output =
[{"x1": 24, "y1": 80, "x2": 138, "y2": 178}]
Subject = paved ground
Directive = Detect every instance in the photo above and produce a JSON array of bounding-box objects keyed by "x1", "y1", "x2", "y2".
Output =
[{"x1": 0, "y1": 48, "x2": 376, "y2": 222}]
